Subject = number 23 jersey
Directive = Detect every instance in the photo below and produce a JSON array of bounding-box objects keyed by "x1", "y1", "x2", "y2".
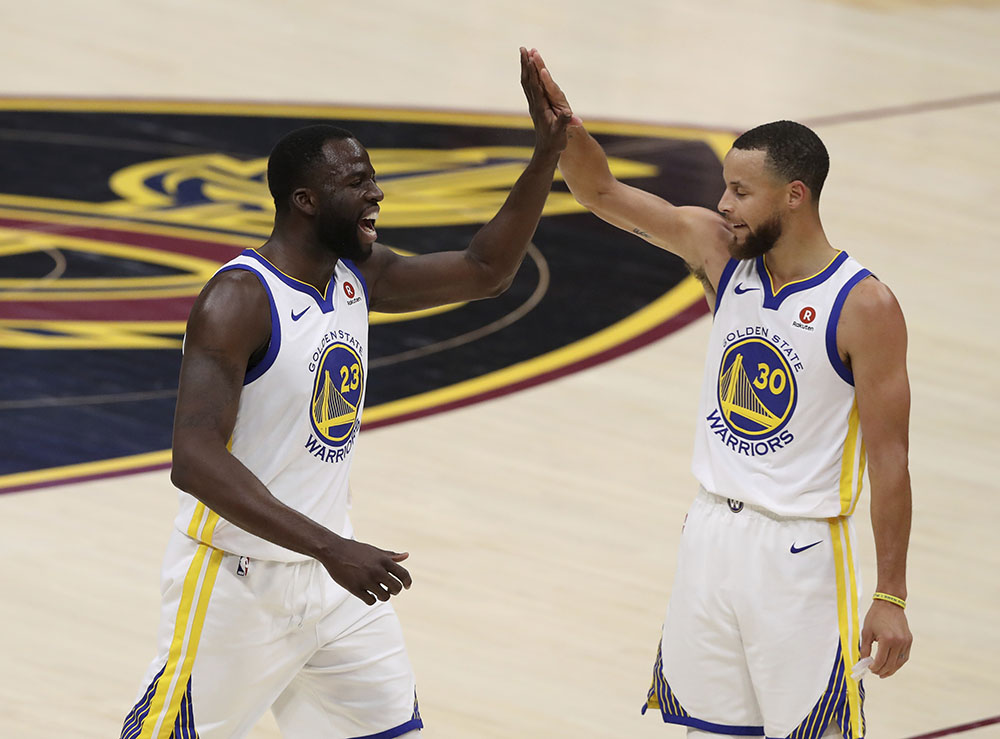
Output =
[
  {"x1": 691, "y1": 251, "x2": 873, "y2": 519},
  {"x1": 175, "y1": 248, "x2": 370, "y2": 561}
]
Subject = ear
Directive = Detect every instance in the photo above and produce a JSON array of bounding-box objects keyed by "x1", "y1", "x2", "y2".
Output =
[
  {"x1": 291, "y1": 187, "x2": 317, "y2": 216},
  {"x1": 786, "y1": 180, "x2": 809, "y2": 210}
]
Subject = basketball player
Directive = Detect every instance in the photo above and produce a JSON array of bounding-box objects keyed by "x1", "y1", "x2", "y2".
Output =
[
  {"x1": 120, "y1": 48, "x2": 572, "y2": 739},
  {"x1": 528, "y1": 50, "x2": 912, "y2": 738}
]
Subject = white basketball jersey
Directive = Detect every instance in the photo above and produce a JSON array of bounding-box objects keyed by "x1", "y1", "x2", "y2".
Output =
[
  {"x1": 691, "y1": 251, "x2": 873, "y2": 518},
  {"x1": 174, "y1": 248, "x2": 371, "y2": 561}
]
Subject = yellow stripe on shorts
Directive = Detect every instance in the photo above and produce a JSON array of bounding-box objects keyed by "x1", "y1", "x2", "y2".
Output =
[
  {"x1": 138, "y1": 543, "x2": 223, "y2": 739},
  {"x1": 829, "y1": 518, "x2": 864, "y2": 738}
]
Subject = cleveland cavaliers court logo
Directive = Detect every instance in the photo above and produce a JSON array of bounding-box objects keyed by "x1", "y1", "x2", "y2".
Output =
[
  {"x1": 708, "y1": 336, "x2": 798, "y2": 457},
  {"x1": 0, "y1": 99, "x2": 733, "y2": 493}
]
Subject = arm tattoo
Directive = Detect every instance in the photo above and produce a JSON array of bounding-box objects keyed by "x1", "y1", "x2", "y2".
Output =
[{"x1": 632, "y1": 227, "x2": 651, "y2": 239}]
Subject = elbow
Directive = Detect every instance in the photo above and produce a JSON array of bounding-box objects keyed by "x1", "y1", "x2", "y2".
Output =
[
  {"x1": 169, "y1": 458, "x2": 194, "y2": 494},
  {"x1": 486, "y1": 272, "x2": 515, "y2": 297},
  {"x1": 571, "y1": 187, "x2": 600, "y2": 211},
  {"x1": 169, "y1": 445, "x2": 202, "y2": 494}
]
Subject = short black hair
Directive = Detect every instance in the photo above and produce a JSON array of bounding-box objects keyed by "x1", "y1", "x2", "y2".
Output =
[
  {"x1": 732, "y1": 120, "x2": 829, "y2": 201},
  {"x1": 267, "y1": 124, "x2": 356, "y2": 212}
]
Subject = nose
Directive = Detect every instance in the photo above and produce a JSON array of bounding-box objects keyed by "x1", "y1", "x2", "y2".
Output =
[
  {"x1": 717, "y1": 191, "x2": 732, "y2": 215},
  {"x1": 369, "y1": 181, "x2": 384, "y2": 202}
]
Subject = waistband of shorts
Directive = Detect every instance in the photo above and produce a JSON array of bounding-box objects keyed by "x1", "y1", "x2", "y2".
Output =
[{"x1": 696, "y1": 486, "x2": 840, "y2": 524}]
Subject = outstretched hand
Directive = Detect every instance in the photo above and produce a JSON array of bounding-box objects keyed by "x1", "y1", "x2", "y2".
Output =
[
  {"x1": 860, "y1": 600, "x2": 912, "y2": 678},
  {"x1": 520, "y1": 47, "x2": 575, "y2": 159},
  {"x1": 528, "y1": 49, "x2": 583, "y2": 127},
  {"x1": 318, "y1": 537, "x2": 412, "y2": 606}
]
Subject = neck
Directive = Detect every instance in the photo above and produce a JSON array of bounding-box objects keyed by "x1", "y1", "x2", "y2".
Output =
[
  {"x1": 259, "y1": 222, "x2": 339, "y2": 293},
  {"x1": 762, "y1": 216, "x2": 836, "y2": 291}
]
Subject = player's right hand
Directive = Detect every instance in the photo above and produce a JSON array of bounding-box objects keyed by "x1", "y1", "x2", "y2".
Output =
[
  {"x1": 318, "y1": 537, "x2": 412, "y2": 605},
  {"x1": 528, "y1": 49, "x2": 583, "y2": 127},
  {"x1": 520, "y1": 47, "x2": 574, "y2": 159}
]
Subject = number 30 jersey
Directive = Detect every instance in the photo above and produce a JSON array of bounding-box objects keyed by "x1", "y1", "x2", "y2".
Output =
[
  {"x1": 174, "y1": 249, "x2": 370, "y2": 561},
  {"x1": 691, "y1": 251, "x2": 873, "y2": 519}
]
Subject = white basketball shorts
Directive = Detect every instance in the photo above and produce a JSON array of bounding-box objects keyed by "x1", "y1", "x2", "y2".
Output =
[
  {"x1": 121, "y1": 528, "x2": 421, "y2": 739},
  {"x1": 642, "y1": 488, "x2": 867, "y2": 738}
]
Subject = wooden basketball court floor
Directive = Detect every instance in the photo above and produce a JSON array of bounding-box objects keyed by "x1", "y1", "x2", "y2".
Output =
[{"x1": 2, "y1": 1, "x2": 999, "y2": 736}]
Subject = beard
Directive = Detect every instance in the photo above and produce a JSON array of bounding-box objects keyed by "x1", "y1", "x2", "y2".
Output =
[
  {"x1": 316, "y1": 208, "x2": 368, "y2": 261},
  {"x1": 731, "y1": 214, "x2": 782, "y2": 260}
]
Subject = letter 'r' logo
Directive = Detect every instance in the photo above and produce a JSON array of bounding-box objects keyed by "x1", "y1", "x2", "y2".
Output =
[
  {"x1": 799, "y1": 306, "x2": 816, "y2": 324},
  {"x1": 343, "y1": 282, "x2": 355, "y2": 299}
]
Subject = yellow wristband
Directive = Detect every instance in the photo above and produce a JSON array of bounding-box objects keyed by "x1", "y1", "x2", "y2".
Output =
[{"x1": 873, "y1": 592, "x2": 906, "y2": 609}]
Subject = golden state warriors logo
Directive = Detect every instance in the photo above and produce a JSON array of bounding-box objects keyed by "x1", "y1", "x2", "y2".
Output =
[
  {"x1": 717, "y1": 338, "x2": 797, "y2": 438},
  {"x1": 310, "y1": 342, "x2": 364, "y2": 448}
]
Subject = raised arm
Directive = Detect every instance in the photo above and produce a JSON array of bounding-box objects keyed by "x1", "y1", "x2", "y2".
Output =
[
  {"x1": 171, "y1": 270, "x2": 412, "y2": 605},
  {"x1": 360, "y1": 47, "x2": 572, "y2": 313},
  {"x1": 531, "y1": 50, "x2": 733, "y2": 296},
  {"x1": 838, "y1": 277, "x2": 913, "y2": 678}
]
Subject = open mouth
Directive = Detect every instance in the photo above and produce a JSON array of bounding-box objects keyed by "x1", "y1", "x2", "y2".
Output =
[{"x1": 358, "y1": 211, "x2": 378, "y2": 241}]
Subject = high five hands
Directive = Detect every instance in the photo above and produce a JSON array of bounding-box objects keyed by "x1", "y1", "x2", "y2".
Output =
[{"x1": 520, "y1": 47, "x2": 579, "y2": 159}]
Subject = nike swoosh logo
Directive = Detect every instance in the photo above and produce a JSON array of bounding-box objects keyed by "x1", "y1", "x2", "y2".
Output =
[
  {"x1": 790, "y1": 540, "x2": 823, "y2": 554},
  {"x1": 291, "y1": 306, "x2": 311, "y2": 321},
  {"x1": 734, "y1": 282, "x2": 760, "y2": 294}
]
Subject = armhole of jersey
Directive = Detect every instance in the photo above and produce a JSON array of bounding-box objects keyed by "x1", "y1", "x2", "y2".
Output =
[
  {"x1": 217, "y1": 264, "x2": 282, "y2": 385},
  {"x1": 713, "y1": 258, "x2": 739, "y2": 316},
  {"x1": 825, "y1": 268, "x2": 873, "y2": 386},
  {"x1": 341, "y1": 258, "x2": 370, "y2": 309}
]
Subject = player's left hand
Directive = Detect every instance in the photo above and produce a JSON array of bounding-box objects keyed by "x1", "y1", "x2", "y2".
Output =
[
  {"x1": 520, "y1": 46, "x2": 573, "y2": 160},
  {"x1": 860, "y1": 600, "x2": 912, "y2": 678}
]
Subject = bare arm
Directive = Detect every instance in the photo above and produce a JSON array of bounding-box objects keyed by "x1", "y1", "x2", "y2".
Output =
[
  {"x1": 171, "y1": 270, "x2": 412, "y2": 605},
  {"x1": 531, "y1": 50, "x2": 732, "y2": 297},
  {"x1": 360, "y1": 47, "x2": 572, "y2": 313},
  {"x1": 839, "y1": 276, "x2": 913, "y2": 678}
]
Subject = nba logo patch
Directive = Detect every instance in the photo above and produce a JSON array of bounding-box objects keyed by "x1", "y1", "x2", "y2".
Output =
[{"x1": 237, "y1": 556, "x2": 251, "y2": 577}]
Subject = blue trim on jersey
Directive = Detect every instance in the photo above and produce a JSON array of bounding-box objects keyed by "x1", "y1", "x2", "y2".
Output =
[
  {"x1": 825, "y1": 268, "x2": 872, "y2": 386},
  {"x1": 348, "y1": 717, "x2": 424, "y2": 739},
  {"x1": 756, "y1": 251, "x2": 849, "y2": 310},
  {"x1": 217, "y1": 264, "x2": 281, "y2": 385},
  {"x1": 241, "y1": 248, "x2": 336, "y2": 313},
  {"x1": 341, "y1": 258, "x2": 370, "y2": 309},
  {"x1": 714, "y1": 258, "x2": 739, "y2": 316}
]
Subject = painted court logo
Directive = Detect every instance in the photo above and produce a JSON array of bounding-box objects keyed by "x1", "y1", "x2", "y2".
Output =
[
  {"x1": 0, "y1": 99, "x2": 729, "y2": 493},
  {"x1": 707, "y1": 336, "x2": 797, "y2": 457}
]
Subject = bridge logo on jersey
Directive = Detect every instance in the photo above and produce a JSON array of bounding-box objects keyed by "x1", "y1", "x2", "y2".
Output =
[
  {"x1": 716, "y1": 337, "x2": 797, "y2": 439},
  {"x1": 309, "y1": 342, "x2": 364, "y2": 453},
  {"x1": 0, "y1": 99, "x2": 732, "y2": 494}
]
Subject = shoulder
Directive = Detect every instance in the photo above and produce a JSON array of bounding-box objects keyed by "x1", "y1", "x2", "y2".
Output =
[
  {"x1": 673, "y1": 207, "x2": 734, "y2": 290},
  {"x1": 838, "y1": 275, "x2": 907, "y2": 355},
  {"x1": 187, "y1": 267, "x2": 271, "y2": 350},
  {"x1": 842, "y1": 275, "x2": 903, "y2": 323},
  {"x1": 354, "y1": 242, "x2": 397, "y2": 282}
]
